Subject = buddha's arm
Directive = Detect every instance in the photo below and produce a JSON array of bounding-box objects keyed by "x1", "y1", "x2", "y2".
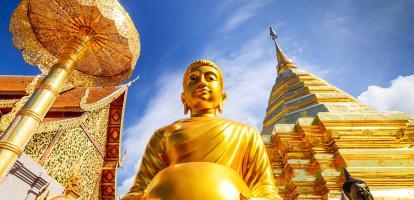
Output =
[
  {"x1": 243, "y1": 128, "x2": 282, "y2": 200},
  {"x1": 122, "y1": 131, "x2": 168, "y2": 200}
]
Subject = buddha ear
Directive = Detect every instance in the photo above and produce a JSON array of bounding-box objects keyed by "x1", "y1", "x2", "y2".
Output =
[
  {"x1": 222, "y1": 91, "x2": 227, "y2": 103},
  {"x1": 218, "y1": 91, "x2": 227, "y2": 114},
  {"x1": 181, "y1": 93, "x2": 190, "y2": 115}
]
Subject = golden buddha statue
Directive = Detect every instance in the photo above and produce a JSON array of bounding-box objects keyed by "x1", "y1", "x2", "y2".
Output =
[{"x1": 122, "y1": 60, "x2": 281, "y2": 200}]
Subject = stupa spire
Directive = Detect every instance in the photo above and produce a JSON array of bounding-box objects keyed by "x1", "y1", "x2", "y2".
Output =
[{"x1": 269, "y1": 27, "x2": 297, "y2": 74}]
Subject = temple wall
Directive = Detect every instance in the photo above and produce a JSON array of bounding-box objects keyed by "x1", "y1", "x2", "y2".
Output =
[{"x1": 23, "y1": 106, "x2": 110, "y2": 199}]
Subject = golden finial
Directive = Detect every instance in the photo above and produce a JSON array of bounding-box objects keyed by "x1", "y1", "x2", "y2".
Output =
[
  {"x1": 126, "y1": 76, "x2": 140, "y2": 87},
  {"x1": 269, "y1": 27, "x2": 297, "y2": 74}
]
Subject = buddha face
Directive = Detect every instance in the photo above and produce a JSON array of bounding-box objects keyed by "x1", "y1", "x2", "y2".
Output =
[
  {"x1": 182, "y1": 65, "x2": 226, "y2": 115},
  {"x1": 349, "y1": 183, "x2": 374, "y2": 200}
]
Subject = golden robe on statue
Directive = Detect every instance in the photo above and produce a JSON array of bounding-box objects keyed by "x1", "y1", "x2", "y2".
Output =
[{"x1": 128, "y1": 117, "x2": 279, "y2": 199}]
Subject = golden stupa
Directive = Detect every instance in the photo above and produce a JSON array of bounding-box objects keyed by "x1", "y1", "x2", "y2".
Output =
[{"x1": 262, "y1": 27, "x2": 414, "y2": 200}]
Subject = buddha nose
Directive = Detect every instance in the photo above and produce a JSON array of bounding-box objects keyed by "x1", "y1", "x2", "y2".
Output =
[
  {"x1": 197, "y1": 81, "x2": 207, "y2": 88},
  {"x1": 198, "y1": 77, "x2": 207, "y2": 87}
]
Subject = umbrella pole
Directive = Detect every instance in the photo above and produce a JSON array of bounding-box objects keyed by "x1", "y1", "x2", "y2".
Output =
[{"x1": 0, "y1": 35, "x2": 91, "y2": 182}]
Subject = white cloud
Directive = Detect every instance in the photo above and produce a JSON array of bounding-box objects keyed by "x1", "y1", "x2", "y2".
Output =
[
  {"x1": 358, "y1": 74, "x2": 414, "y2": 115},
  {"x1": 223, "y1": 0, "x2": 267, "y2": 32},
  {"x1": 322, "y1": 14, "x2": 353, "y2": 40}
]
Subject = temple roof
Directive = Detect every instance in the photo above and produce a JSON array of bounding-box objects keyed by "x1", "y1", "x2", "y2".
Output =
[
  {"x1": 0, "y1": 76, "x2": 119, "y2": 112},
  {"x1": 0, "y1": 76, "x2": 33, "y2": 94}
]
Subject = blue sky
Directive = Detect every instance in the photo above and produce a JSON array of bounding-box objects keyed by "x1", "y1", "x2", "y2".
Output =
[{"x1": 1, "y1": 0, "x2": 414, "y2": 197}]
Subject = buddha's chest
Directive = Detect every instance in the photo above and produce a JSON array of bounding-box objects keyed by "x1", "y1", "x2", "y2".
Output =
[{"x1": 163, "y1": 128, "x2": 249, "y2": 169}]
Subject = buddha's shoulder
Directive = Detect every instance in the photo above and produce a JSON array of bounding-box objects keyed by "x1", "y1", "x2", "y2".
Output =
[
  {"x1": 152, "y1": 120, "x2": 186, "y2": 137},
  {"x1": 152, "y1": 125, "x2": 174, "y2": 138}
]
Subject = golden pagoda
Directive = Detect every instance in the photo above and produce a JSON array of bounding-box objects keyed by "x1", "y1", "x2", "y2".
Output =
[{"x1": 262, "y1": 27, "x2": 414, "y2": 199}]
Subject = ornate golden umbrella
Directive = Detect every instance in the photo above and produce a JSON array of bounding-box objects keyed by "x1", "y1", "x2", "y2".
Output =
[{"x1": 0, "y1": 0, "x2": 140, "y2": 181}]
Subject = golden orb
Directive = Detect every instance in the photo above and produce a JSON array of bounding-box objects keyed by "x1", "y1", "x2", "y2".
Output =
[{"x1": 145, "y1": 162, "x2": 251, "y2": 200}]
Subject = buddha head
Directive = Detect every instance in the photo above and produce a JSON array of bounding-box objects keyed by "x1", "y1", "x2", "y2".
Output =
[
  {"x1": 181, "y1": 60, "x2": 227, "y2": 116},
  {"x1": 343, "y1": 168, "x2": 374, "y2": 200}
]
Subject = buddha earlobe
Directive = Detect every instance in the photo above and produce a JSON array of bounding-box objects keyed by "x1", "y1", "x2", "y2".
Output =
[
  {"x1": 217, "y1": 102, "x2": 223, "y2": 114},
  {"x1": 217, "y1": 92, "x2": 226, "y2": 114},
  {"x1": 181, "y1": 93, "x2": 189, "y2": 115},
  {"x1": 184, "y1": 103, "x2": 190, "y2": 115}
]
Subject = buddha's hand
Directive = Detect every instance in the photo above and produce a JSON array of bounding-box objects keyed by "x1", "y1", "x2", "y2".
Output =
[{"x1": 120, "y1": 191, "x2": 146, "y2": 200}]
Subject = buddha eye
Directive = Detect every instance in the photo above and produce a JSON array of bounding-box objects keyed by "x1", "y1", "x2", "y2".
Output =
[
  {"x1": 206, "y1": 73, "x2": 217, "y2": 81},
  {"x1": 189, "y1": 75, "x2": 198, "y2": 82}
]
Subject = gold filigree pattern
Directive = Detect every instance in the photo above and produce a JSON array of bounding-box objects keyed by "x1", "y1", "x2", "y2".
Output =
[
  {"x1": 79, "y1": 147, "x2": 104, "y2": 199},
  {"x1": 41, "y1": 126, "x2": 103, "y2": 199},
  {"x1": 41, "y1": 127, "x2": 87, "y2": 189},
  {"x1": 10, "y1": 0, "x2": 140, "y2": 87},
  {"x1": 37, "y1": 114, "x2": 88, "y2": 133},
  {"x1": 83, "y1": 106, "x2": 110, "y2": 150},
  {"x1": 25, "y1": 129, "x2": 58, "y2": 161},
  {"x1": 23, "y1": 107, "x2": 110, "y2": 199},
  {"x1": 0, "y1": 96, "x2": 30, "y2": 132},
  {"x1": 9, "y1": 0, "x2": 57, "y2": 75},
  {"x1": 0, "y1": 99, "x2": 19, "y2": 108}
]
